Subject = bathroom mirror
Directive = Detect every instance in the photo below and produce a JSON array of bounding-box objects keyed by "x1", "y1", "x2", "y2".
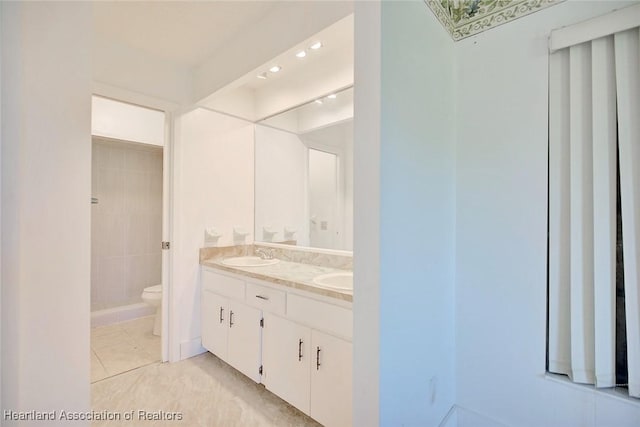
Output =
[{"x1": 254, "y1": 87, "x2": 353, "y2": 251}]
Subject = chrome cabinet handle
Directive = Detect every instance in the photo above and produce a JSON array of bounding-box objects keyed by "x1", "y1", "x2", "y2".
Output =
[
  {"x1": 316, "y1": 346, "x2": 321, "y2": 370},
  {"x1": 255, "y1": 295, "x2": 269, "y2": 301},
  {"x1": 298, "y1": 339, "x2": 303, "y2": 361},
  {"x1": 229, "y1": 310, "x2": 234, "y2": 327},
  {"x1": 219, "y1": 307, "x2": 224, "y2": 324}
]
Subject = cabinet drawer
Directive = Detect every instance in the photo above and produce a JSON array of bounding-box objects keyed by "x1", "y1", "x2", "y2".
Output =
[
  {"x1": 202, "y1": 269, "x2": 245, "y2": 300},
  {"x1": 287, "y1": 294, "x2": 352, "y2": 340},
  {"x1": 246, "y1": 282, "x2": 286, "y2": 315}
]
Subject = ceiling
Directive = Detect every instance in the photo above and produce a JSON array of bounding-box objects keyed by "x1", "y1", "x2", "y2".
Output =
[
  {"x1": 240, "y1": 15, "x2": 353, "y2": 92},
  {"x1": 93, "y1": 1, "x2": 278, "y2": 68},
  {"x1": 199, "y1": 14, "x2": 354, "y2": 122}
]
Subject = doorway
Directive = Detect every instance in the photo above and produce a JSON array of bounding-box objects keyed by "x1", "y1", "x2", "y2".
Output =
[
  {"x1": 308, "y1": 148, "x2": 340, "y2": 249},
  {"x1": 90, "y1": 95, "x2": 170, "y2": 382},
  {"x1": 90, "y1": 138, "x2": 163, "y2": 381}
]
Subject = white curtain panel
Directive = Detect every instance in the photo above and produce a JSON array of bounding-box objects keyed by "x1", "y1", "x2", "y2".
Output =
[
  {"x1": 614, "y1": 28, "x2": 640, "y2": 398},
  {"x1": 591, "y1": 35, "x2": 617, "y2": 389},
  {"x1": 548, "y1": 26, "x2": 640, "y2": 397}
]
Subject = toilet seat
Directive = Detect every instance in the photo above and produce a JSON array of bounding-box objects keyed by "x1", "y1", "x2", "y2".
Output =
[{"x1": 143, "y1": 285, "x2": 162, "y2": 293}]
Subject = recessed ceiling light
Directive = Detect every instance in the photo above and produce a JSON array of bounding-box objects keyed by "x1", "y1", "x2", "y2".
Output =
[
  {"x1": 269, "y1": 65, "x2": 282, "y2": 73},
  {"x1": 295, "y1": 50, "x2": 307, "y2": 58},
  {"x1": 256, "y1": 73, "x2": 267, "y2": 80},
  {"x1": 327, "y1": 94, "x2": 337, "y2": 99},
  {"x1": 314, "y1": 99, "x2": 323, "y2": 105},
  {"x1": 310, "y1": 41, "x2": 322, "y2": 50}
]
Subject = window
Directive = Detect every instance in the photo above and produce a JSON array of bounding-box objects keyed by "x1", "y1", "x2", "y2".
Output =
[{"x1": 547, "y1": 8, "x2": 640, "y2": 399}]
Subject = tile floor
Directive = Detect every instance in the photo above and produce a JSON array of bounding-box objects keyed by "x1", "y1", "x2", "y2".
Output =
[
  {"x1": 91, "y1": 316, "x2": 161, "y2": 383},
  {"x1": 91, "y1": 352, "x2": 320, "y2": 427}
]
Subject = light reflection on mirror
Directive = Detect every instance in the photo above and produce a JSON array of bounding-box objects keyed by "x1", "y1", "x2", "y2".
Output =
[
  {"x1": 255, "y1": 88, "x2": 353, "y2": 251},
  {"x1": 259, "y1": 86, "x2": 353, "y2": 135}
]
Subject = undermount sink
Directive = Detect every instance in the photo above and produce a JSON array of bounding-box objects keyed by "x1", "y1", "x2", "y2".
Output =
[
  {"x1": 312, "y1": 272, "x2": 353, "y2": 291},
  {"x1": 221, "y1": 256, "x2": 280, "y2": 267}
]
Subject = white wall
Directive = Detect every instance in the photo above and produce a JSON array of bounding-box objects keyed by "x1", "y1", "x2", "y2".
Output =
[
  {"x1": 93, "y1": 36, "x2": 191, "y2": 106},
  {"x1": 91, "y1": 139, "x2": 163, "y2": 311},
  {"x1": 1, "y1": 2, "x2": 92, "y2": 423},
  {"x1": 254, "y1": 125, "x2": 308, "y2": 246},
  {"x1": 454, "y1": 1, "x2": 640, "y2": 426},
  {"x1": 354, "y1": 1, "x2": 457, "y2": 425},
  {"x1": 0, "y1": 1, "x2": 3, "y2": 414},
  {"x1": 353, "y1": 2, "x2": 381, "y2": 424},
  {"x1": 172, "y1": 108, "x2": 254, "y2": 360},
  {"x1": 378, "y1": 2, "x2": 456, "y2": 425},
  {"x1": 91, "y1": 96, "x2": 166, "y2": 146}
]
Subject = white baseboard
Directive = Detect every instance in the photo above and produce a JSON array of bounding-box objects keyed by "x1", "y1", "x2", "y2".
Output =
[
  {"x1": 91, "y1": 303, "x2": 155, "y2": 327},
  {"x1": 180, "y1": 337, "x2": 206, "y2": 360},
  {"x1": 456, "y1": 406, "x2": 508, "y2": 427},
  {"x1": 439, "y1": 405, "x2": 458, "y2": 427}
]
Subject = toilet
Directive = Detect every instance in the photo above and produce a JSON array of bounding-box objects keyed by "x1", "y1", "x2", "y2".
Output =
[{"x1": 141, "y1": 285, "x2": 162, "y2": 336}]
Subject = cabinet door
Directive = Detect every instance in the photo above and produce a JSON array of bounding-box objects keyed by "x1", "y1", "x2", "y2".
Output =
[
  {"x1": 310, "y1": 330, "x2": 352, "y2": 427},
  {"x1": 227, "y1": 301, "x2": 262, "y2": 383},
  {"x1": 201, "y1": 290, "x2": 228, "y2": 360},
  {"x1": 262, "y1": 313, "x2": 311, "y2": 414}
]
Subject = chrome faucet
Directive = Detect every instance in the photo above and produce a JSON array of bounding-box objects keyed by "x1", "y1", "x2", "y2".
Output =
[{"x1": 255, "y1": 248, "x2": 274, "y2": 260}]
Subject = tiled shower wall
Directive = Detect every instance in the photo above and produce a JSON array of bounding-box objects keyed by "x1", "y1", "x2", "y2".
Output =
[{"x1": 91, "y1": 138, "x2": 163, "y2": 311}]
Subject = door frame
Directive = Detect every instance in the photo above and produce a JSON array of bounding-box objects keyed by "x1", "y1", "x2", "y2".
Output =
[
  {"x1": 303, "y1": 140, "x2": 345, "y2": 250},
  {"x1": 92, "y1": 82, "x2": 178, "y2": 363}
]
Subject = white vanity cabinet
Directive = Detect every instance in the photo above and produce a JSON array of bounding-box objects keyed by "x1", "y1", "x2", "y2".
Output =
[
  {"x1": 201, "y1": 290, "x2": 228, "y2": 358},
  {"x1": 262, "y1": 312, "x2": 353, "y2": 427},
  {"x1": 201, "y1": 270, "x2": 262, "y2": 383},
  {"x1": 226, "y1": 301, "x2": 262, "y2": 382},
  {"x1": 200, "y1": 266, "x2": 352, "y2": 427},
  {"x1": 310, "y1": 329, "x2": 352, "y2": 427},
  {"x1": 262, "y1": 313, "x2": 312, "y2": 413}
]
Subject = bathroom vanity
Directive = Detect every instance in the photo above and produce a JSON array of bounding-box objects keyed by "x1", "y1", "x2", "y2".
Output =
[{"x1": 199, "y1": 245, "x2": 352, "y2": 427}]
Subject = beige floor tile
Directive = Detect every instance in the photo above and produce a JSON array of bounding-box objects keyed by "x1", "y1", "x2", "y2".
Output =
[
  {"x1": 91, "y1": 353, "x2": 320, "y2": 427},
  {"x1": 92, "y1": 323, "x2": 124, "y2": 338},
  {"x1": 95, "y1": 341, "x2": 158, "y2": 377},
  {"x1": 119, "y1": 316, "x2": 155, "y2": 336},
  {"x1": 121, "y1": 317, "x2": 161, "y2": 361},
  {"x1": 91, "y1": 329, "x2": 136, "y2": 351},
  {"x1": 91, "y1": 317, "x2": 161, "y2": 379},
  {"x1": 90, "y1": 350, "x2": 109, "y2": 383},
  {"x1": 137, "y1": 338, "x2": 161, "y2": 361}
]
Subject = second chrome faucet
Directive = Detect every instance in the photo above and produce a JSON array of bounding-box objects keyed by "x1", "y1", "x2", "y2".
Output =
[{"x1": 255, "y1": 248, "x2": 275, "y2": 260}]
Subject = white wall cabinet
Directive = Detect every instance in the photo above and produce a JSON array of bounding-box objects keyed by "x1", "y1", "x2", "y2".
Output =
[{"x1": 201, "y1": 267, "x2": 352, "y2": 426}]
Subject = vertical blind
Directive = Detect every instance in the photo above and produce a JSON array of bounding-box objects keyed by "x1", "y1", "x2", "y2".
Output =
[{"x1": 548, "y1": 24, "x2": 640, "y2": 398}]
